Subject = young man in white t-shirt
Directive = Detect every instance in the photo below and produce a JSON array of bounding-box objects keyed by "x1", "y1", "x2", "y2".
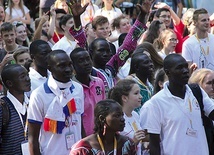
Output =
[
  {"x1": 182, "y1": 8, "x2": 214, "y2": 70},
  {"x1": 141, "y1": 54, "x2": 214, "y2": 155},
  {"x1": 27, "y1": 50, "x2": 85, "y2": 155}
]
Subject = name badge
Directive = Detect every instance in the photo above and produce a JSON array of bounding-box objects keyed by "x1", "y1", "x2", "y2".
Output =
[
  {"x1": 65, "y1": 133, "x2": 75, "y2": 150},
  {"x1": 186, "y1": 128, "x2": 198, "y2": 138},
  {"x1": 21, "y1": 140, "x2": 30, "y2": 155}
]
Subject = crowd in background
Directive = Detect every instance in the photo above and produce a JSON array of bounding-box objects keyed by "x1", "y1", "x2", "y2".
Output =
[{"x1": 1, "y1": 0, "x2": 214, "y2": 155}]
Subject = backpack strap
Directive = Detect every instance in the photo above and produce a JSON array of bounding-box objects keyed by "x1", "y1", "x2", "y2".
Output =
[
  {"x1": 0, "y1": 97, "x2": 10, "y2": 143},
  {"x1": 188, "y1": 83, "x2": 213, "y2": 127}
]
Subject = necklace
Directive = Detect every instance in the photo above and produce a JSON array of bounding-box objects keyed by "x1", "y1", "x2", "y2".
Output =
[
  {"x1": 195, "y1": 34, "x2": 209, "y2": 55},
  {"x1": 97, "y1": 134, "x2": 117, "y2": 155}
]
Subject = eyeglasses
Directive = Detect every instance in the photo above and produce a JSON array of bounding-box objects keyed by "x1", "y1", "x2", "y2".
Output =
[
  {"x1": 159, "y1": 15, "x2": 171, "y2": 19},
  {"x1": 169, "y1": 38, "x2": 179, "y2": 43}
]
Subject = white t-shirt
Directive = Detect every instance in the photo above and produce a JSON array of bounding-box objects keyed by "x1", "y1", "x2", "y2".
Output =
[
  {"x1": 120, "y1": 111, "x2": 142, "y2": 155},
  {"x1": 27, "y1": 80, "x2": 84, "y2": 155},
  {"x1": 29, "y1": 67, "x2": 47, "y2": 92},
  {"x1": 142, "y1": 81, "x2": 214, "y2": 155},
  {"x1": 94, "y1": 7, "x2": 122, "y2": 23},
  {"x1": 117, "y1": 58, "x2": 131, "y2": 79},
  {"x1": 52, "y1": 36, "x2": 77, "y2": 56},
  {"x1": 80, "y1": 4, "x2": 99, "y2": 27},
  {"x1": 5, "y1": 6, "x2": 29, "y2": 25},
  {"x1": 182, "y1": 33, "x2": 214, "y2": 70}
]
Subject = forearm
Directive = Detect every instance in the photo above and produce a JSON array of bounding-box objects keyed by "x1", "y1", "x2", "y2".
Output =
[
  {"x1": 33, "y1": 23, "x2": 43, "y2": 41},
  {"x1": 149, "y1": 133, "x2": 161, "y2": 155},
  {"x1": 177, "y1": 3, "x2": 183, "y2": 19},
  {"x1": 48, "y1": 16, "x2": 55, "y2": 40},
  {"x1": 69, "y1": 27, "x2": 87, "y2": 48},
  {"x1": 106, "y1": 19, "x2": 147, "y2": 76}
]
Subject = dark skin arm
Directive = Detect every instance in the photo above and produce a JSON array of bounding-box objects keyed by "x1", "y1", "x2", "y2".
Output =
[
  {"x1": 28, "y1": 122, "x2": 42, "y2": 155},
  {"x1": 67, "y1": 0, "x2": 89, "y2": 29},
  {"x1": 209, "y1": 110, "x2": 214, "y2": 120},
  {"x1": 136, "y1": 0, "x2": 155, "y2": 24},
  {"x1": 81, "y1": 116, "x2": 86, "y2": 138},
  {"x1": 149, "y1": 133, "x2": 161, "y2": 155}
]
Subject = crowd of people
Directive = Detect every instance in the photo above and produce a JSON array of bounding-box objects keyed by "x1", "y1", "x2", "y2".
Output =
[{"x1": 1, "y1": 0, "x2": 214, "y2": 155}]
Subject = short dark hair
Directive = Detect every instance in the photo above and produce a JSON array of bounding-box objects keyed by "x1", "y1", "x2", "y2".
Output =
[
  {"x1": 92, "y1": 16, "x2": 109, "y2": 30},
  {"x1": 29, "y1": 39, "x2": 50, "y2": 57},
  {"x1": 59, "y1": 14, "x2": 73, "y2": 31},
  {"x1": 89, "y1": 38, "x2": 109, "y2": 56},
  {"x1": 0, "y1": 22, "x2": 15, "y2": 34},
  {"x1": 70, "y1": 47, "x2": 87, "y2": 62},
  {"x1": 163, "y1": 53, "x2": 183, "y2": 71},
  {"x1": 1, "y1": 64, "x2": 23, "y2": 88},
  {"x1": 47, "y1": 49, "x2": 67, "y2": 66},
  {"x1": 155, "y1": 8, "x2": 170, "y2": 18},
  {"x1": 193, "y1": 8, "x2": 208, "y2": 23}
]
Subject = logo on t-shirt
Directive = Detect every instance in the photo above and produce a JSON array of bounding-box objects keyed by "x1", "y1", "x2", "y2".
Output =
[{"x1": 95, "y1": 86, "x2": 102, "y2": 95}]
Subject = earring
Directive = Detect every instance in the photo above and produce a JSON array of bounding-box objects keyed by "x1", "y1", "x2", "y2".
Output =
[{"x1": 103, "y1": 124, "x2": 106, "y2": 136}]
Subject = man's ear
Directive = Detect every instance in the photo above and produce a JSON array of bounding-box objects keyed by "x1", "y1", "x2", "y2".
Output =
[
  {"x1": 164, "y1": 69, "x2": 170, "y2": 76},
  {"x1": 6, "y1": 80, "x2": 12, "y2": 88}
]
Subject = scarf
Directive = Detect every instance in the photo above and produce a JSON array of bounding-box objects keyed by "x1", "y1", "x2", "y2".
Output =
[{"x1": 43, "y1": 75, "x2": 76, "y2": 134}]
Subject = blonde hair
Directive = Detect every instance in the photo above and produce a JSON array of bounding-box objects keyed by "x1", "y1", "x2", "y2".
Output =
[
  {"x1": 154, "y1": 29, "x2": 176, "y2": 50},
  {"x1": 182, "y1": 8, "x2": 195, "y2": 26},
  {"x1": 188, "y1": 68, "x2": 214, "y2": 86},
  {"x1": 54, "y1": 0, "x2": 66, "y2": 8},
  {"x1": 8, "y1": 0, "x2": 25, "y2": 18}
]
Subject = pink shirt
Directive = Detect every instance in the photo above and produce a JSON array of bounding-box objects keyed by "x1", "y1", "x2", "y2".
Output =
[{"x1": 74, "y1": 76, "x2": 106, "y2": 136}]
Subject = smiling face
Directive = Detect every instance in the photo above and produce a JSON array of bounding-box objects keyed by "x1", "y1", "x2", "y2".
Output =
[
  {"x1": 119, "y1": 18, "x2": 131, "y2": 33},
  {"x1": 195, "y1": 13, "x2": 210, "y2": 33},
  {"x1": 16, "y1": 25, "x2": 27, "y2": 42},
  {"x1": 0, "y1": 6, "x2": 5, "y2": 22},
  {"x1": 16, "y1": 52, "x2": 31, "y2": 66},
  {"x1": 158, "y1": 11, "x2": 171, "y2": 27},
  {"x1": 2, "y1": 29, "x2": 16, "y2": 47},
  {"x1": 94, "y1": 22, "x2": 110, "y2": 39}
]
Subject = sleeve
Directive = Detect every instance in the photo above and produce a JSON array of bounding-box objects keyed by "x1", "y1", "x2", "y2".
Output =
[
  {"x1": 70, "y1": 140, "x2": 93, "y2": 155},
  {"x1": 23, "y1": 5, "x2": 30, "y2": 14},
  {"x1": 106, "y1": 19, "x2": 147, "y2": 77},
  {"x1": 174, "y1": 20, "x2": 184, "y2": 36},
  {"x1": 140, "y1": 101, "x2": 150, "y2": 130},
  {"x1": 27, "y1": 90, "x2": 44, "y2": 124},
  {"x1": 182, "y1": 39, "x2": 193, "y2": 63},
  {"x1": 122, "y1": 138, "x2": 137, "y2": 155},
  {"x1": 145, "y1": 100, "x2": 162, "y2": 134},
  {"x1": 5, "y1": 8, "x2": 9, "y2": 14},
  {"x1": 69, "y1": 26, "x2": 87, "y2": 48},
  {"x1": 201, "y1": 88, "x2": 214, "y2": 117}
]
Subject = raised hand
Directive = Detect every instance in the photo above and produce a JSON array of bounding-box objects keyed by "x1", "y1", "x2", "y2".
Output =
[
  {"x1": 136, "y1": 0, "x2": 155, "y2": 15},
  {"x1": 67, "y1": 0, "x2": 89, "y2": 17}
]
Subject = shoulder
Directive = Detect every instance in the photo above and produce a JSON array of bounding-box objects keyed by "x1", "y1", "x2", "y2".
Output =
[{"x1": 23, "y1": 6, "x2": 29, "y2": 12}]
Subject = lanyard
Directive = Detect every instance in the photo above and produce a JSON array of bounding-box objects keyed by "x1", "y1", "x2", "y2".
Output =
[
  {"x1": 24, "y1": 121, "x2": 28, "y2": 140},
  {"x1": 195, "y1": 34, "x2": 209, "y2": 55},
  {"x1": 55, "y1": 31, "x2": 61, "y2": 41},
  {"x1": 97, "y1": 134, "x2": 117, "y2": 155}
]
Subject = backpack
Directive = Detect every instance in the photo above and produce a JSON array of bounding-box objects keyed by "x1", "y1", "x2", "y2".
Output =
[
  {"x1": 0, "y1": 97, "x2": 10, "y2": 143},
  {"x1": 188, "y1": 83, "x2": 214, "y2": 155}
]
